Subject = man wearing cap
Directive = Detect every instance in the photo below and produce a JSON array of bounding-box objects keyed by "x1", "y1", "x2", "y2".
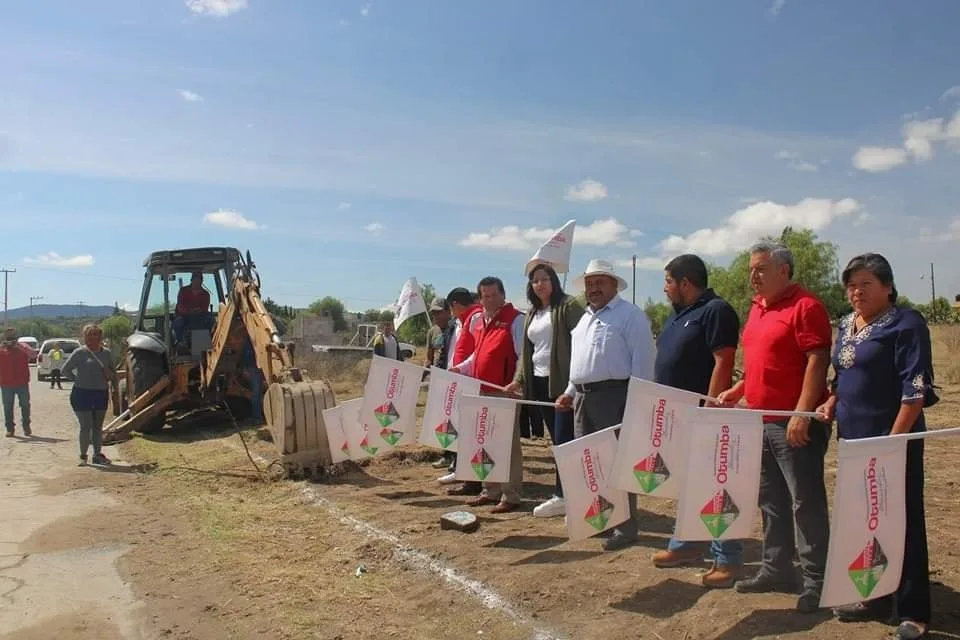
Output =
[
  {"x1": 1, "y1": 326, "x2": 33, "y2": 437},
  {"x1": 426, "y1": 297, "x2": 456, "y2": 472},
  {"x1": 436, "y1": 287, "x2": 484, "y2": 494},
  {"x1": 556, "y1": 259, "x2": 655, "y2": 551},
  {"x1": 425, "y1": 298, "x2": 454, "y2": 370}
]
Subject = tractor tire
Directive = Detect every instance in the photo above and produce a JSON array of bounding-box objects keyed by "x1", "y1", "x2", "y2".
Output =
[{"x1": 129, "y1": 349, "x2": 168, "y2": 434}]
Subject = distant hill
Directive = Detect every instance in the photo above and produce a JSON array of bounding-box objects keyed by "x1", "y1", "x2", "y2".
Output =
[{"x1": 4, "y1": 304, "x2": 119, "y2": 320}]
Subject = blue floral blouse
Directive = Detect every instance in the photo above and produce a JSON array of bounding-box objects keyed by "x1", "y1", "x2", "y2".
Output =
[{"x1": 831, "y1": 306, "x2": 939, "y2": 440}]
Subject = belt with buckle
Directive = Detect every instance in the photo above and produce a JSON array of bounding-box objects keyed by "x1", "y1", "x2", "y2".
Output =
[{"x1": 573, "y1": 379, "x2": 629, "y2": 393}]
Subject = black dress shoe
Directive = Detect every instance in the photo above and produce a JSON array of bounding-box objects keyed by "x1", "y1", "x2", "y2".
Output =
[
  {"x1": 734, "y1": 572, "x2": 799, "y2": 594},
  {"x1": 834, "y1": 600, "x2": 894, "y2": 623},
  {"x1": 796, "y1": 591, "x2": 821, "y2": 613}
]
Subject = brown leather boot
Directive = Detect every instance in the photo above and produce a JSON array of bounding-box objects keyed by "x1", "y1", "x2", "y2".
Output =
[
  {"x1": 652, "y1": 548, "x2": 704, "y2": 568},
  {"x1": 701, "y1": 562, "x2": 741, "y2": 589}
]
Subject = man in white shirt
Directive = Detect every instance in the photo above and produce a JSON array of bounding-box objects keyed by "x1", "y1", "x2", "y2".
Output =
[{"x1": 556, "y1": 259, "x2": 656, "y2": 551}]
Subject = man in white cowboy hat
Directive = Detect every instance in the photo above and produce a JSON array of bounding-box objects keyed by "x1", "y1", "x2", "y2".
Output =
[{"x1": 556, "y1": 258, "x2": 655, "y2": 551}]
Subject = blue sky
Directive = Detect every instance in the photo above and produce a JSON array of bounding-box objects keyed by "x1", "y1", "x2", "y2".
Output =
[{"x1": 2, "y1": 0, "x2": 959, "y2": 314}]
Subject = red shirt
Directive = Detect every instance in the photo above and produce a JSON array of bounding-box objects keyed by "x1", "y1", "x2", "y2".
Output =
[
  {"x1": 742, "y1": 284, "x2": 832, "y2": 414},
  {"x1": 0, "y1": 344, "x2": 31, "y2": 387},
  {"x1": 470, "y1": 303, "x2": 521, "y2": 392},
  {"x1": 176, "y1": 286, "x2": 211, "y2": 315}
]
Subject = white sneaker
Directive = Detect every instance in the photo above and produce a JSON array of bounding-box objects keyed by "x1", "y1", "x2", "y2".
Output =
[
  {"x1": 437, "y1": 472, "x2": 458, "y2": 484},
  {"x1": 533, "y1": 496, "x2": 566, "y2": 518}
]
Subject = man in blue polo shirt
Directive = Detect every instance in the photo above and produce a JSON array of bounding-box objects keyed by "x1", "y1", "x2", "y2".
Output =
[{"x1": 649, "y1": 254, "x2": 744, "y2": 588}]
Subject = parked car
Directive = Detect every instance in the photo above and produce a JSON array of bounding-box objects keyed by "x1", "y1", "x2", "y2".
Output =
[
  {"x1": 17, "y1": 336, "x2": 39, "y2": 364},
  {"x1": 37, "y1": 338, "x2": 82, "y2": 382}
]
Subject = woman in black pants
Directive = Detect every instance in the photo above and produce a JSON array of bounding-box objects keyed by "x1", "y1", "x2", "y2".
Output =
[
  {"x1": 62, "y1": 324, "x2": 116, "y2": 466},
  {"x1": 505, "y1": 263, "x2": 584, "y2": 519},
  {"x1": 817, "y1": 253, "x2": 935, "y2": 640}
]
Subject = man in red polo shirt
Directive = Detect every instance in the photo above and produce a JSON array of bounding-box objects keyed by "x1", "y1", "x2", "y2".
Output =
[
  {"x1": 452, "y1": 276, "x2": 525, "y2": 513},
  {"x1": 717, "y1": 241, "x2": 832, "y2": 614}
]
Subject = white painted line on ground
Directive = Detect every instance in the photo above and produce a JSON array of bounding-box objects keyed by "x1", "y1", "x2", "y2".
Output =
[{"x1": 222, "y1": 435, "x2": 566, "y2": 640}]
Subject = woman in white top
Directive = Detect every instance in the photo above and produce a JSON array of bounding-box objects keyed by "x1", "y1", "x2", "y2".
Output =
[{"x1": 505, "y1": 263, "x2": 585, "y2": 518}]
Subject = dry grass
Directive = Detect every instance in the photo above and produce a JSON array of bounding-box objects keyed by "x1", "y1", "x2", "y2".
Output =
[{"x1": 933, "y1": 325, "x2": 960, "y2": 385}]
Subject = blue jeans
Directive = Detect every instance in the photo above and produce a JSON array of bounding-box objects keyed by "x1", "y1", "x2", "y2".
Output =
[
  {"x1": 248, "y1": 367, "x2": 263, "y2": 423},
  {"x1": 666, "y1": 534, "x2": 743, "y2": 566},
  {"x1": 1, "y1": 385, "x2": 30, "y2": 433}
]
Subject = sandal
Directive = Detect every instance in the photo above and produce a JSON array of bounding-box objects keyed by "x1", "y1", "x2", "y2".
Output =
[{"x1": 895, "y1": 620, "x2": 928, "y2": 640}]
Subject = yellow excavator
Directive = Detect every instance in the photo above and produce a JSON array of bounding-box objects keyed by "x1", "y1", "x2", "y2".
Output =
[{"x1": 103, "y1": 246, "x2": 336, "y2": 474}]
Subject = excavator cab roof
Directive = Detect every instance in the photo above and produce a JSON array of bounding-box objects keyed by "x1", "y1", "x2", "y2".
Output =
[{"x1": 143, "y1": 247, "x2": 242, "y2": 271}]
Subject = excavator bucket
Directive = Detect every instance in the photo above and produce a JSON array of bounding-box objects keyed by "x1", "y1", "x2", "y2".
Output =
[{"x1": 263, "y1": 379, "x2": 337, "y2": 469}]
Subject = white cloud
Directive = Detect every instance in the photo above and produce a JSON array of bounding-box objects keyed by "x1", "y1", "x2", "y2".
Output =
[
  {"x1": 853, "y1": 103, "x2": 960, "y2": 172},
  {"x1": 940, "y1": 86, "x2": 960, "y2": 103},
  {"x1": 360, "y1": 3, "x2": 371, "y2": 17},
  {"x1": 177, "y1": 89, "x2": 203, "y2": 102},
  {"x1": 184, "y1": 0, "x2": 248, "y2": 17},
  {"x1": 852, "y1": 146, "x2": 909, "y2": 172},
  {"x1": 203, "y1": 208, "x2": 261, "y2": 230},
  {"x1": 774, "y1": 150, "x2": 819, "y2": 172},
  {"x1": 23, "y1": 252, "x2": 94, "y2": 267},
  {"x1": 337, "y1": 201, "x2": 352, "y2": 210},
  {"x1": 769, "y1": 0, "x2": 786, "y2": 16},
  {"x1": 616, "y1": 256, "x2": 665, "y2": 271},
  {"x1": 564, "y1": 178, "x2": 608, "y2": 202},
  {"x1": 364, "y1": 222, "x2": 384, "y2": 232},
  {"x1": 852, "y1": 211, "x2": 871, "y2": 227},
  {"x1": 633, "y1": 197, "x2": 861, "y2": 269},
  {"x1": 459, "y1": 217, "x2": 640, "y2": 251}
]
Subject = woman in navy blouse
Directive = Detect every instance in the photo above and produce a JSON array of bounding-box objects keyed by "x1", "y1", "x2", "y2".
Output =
[{"x1": 817, "y1": 253, "x2": 937, "y2": 640}]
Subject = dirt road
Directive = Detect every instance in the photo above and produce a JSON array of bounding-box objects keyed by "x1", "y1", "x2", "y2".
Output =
[{"x1": 0, "y1": 378, "x2": 143, "y2": 638}]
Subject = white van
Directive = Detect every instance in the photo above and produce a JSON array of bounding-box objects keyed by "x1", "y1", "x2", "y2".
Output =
[{"x1": 37, "y1": 339, "x2": 82, "y2": 382}]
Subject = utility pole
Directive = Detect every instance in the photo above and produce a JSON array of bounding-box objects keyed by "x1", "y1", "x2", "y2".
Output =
[
  {"x1": 631, "y1": 255, "x2": 637, "y2": 305},
  {"x1": 929, "y1": 262, "x2": 936, "y2": 306},
  {"x1": 29, "y1": 296, "x2": 44, "y2": 317},
  {"x1": 0, "y1": 268, "x2": 14, "y2": 326}
]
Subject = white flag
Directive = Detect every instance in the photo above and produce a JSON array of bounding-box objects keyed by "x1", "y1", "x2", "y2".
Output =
[
  {"x1": 524, "y1": 219, "x2": 575, "y2": 275},
  {"x1": 393, "y1": 277, "x2": 428, "y2": 330},
  {"x1": 673, "y1": 407, "x2": 764, "y2": 542},
  {"x1": 455, "y1": 394, "x2": 518, "y2": 484},
  {"x1": 554, "y1": 426, "x2": 630, "y2": 541},
  {"x1": 608, "y1": 377, "x2": 705, "y2": 499},
  {"x1": 358, "y1": 355, "x2": 425, "y2": 453},
  {"x1": 820, "y1": 436, "x2": 908, "y2": 608},
  {"x1": 418, "y1": 367, "x2": 482, "y2": 453},
  {"x1": 321, "y1": 397, "x2": 365, "y2": 463}
]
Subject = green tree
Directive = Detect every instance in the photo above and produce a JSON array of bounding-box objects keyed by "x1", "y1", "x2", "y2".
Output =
[
  {"x1": 307, "y1": 296, "x2": 348, "y2": 332},
  {"x1": 263, "y1": 297, "x2": 296, "y2": 321},
  {"x1": 915, "y1": 297, "x2": 958, "y2": 324},
  {"x1": 643, "y1": 297, "x2": 672, "y2": 336},
  {"x1": 364, "y1": 308, "x2": 382, "y2": 322},
  {"x1": 396, "y1": 283, "x2": 436, "y2": 346},
  {"x1": 708, "y1": 227, "x2": 851, "y2": 321}
]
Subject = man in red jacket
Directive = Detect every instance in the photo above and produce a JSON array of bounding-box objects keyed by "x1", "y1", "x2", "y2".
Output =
[
  {"x1": 452, "y1": 277, "x2": 525, "y2": 513},
  {"x1": 1, "y1": 327, "x2": 33, "y2": 437},
  {"x1": 438, "y1": 287, "x2": 485, "y2": 495}
]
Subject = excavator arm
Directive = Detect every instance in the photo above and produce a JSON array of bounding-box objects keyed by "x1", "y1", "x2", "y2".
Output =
[
  {"x1": 201, "y1": 275, "x2": 301, "y2": 391},
  {"x1": 200, "y1": 258, "x2": 338, "y2": 472}
]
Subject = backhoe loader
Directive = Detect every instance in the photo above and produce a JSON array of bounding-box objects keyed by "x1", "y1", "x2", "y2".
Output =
[{"x1": 103, "y1": 246, "x2": 336, "y2": 474}]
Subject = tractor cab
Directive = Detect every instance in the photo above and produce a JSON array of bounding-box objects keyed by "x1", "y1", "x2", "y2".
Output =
[{"x1": 134, "y1": 247, "x2": 242, "y2": 362}]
